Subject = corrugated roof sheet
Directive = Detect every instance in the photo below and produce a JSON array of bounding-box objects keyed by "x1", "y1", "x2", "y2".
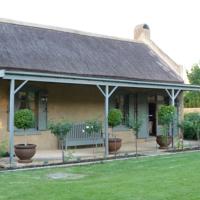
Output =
[{"x1": 0, "y1": 22, "x2": 183, "y2": 83}]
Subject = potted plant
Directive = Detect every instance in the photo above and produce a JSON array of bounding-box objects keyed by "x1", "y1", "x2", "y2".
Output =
[
  {"x1": 49, "y1": 120, "x2": 72, "y2": 163},
  {"x1": 108, "y1": 108, "x2": 123, "y2": 153},
  {"x1": 157, "y1": 105, "x2": 175, "y2": 149},
  {"x1": 14, "y1": 109, "x2": 36, "y2": 163}
]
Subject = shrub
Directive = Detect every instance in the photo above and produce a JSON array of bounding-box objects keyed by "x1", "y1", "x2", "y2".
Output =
[
  {"x1": 0, "y1": 140, "x2": 8, "y2": 158},
  {"x1": 183, "y1": 113, "x2": 200, "y2": 140},
  {"x1": 49, "y1": 121, "x2": 72, "y2": 140},
  {"x1": 84, "y1": 119, "x2": 102, "y2": 134},
  {"x1": 108, "y1": 109, "x2": 123, "y2": 128},
  {"x1": 184, "y1": 92, "x2": 200, "y2": 108},
  {"x1": 14, "y1": 109, "x2": 35, "y2": 130},
  {"x1": 49, "y1": 121, "x2": 72, "y2": 163}
]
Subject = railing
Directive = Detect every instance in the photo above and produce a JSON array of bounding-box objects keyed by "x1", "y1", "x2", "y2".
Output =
[{"x1": 65, "y1": 123, "x2": 104, "y2": 147}]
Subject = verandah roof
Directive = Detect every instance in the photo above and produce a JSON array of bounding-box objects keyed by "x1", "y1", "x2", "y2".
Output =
[
  {"x1": 2, "y1": 69, "x2": 200, "y2": 166},
  {"x1": 1, "y1": 69, "x2": 200, "y2": 91}
]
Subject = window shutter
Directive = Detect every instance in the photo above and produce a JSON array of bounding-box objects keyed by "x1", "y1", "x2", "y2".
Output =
[
  {"x1": 38, "y1": 90, "x2": 48, "y2": 130},
  {"x1": 137, "y1": 93, "x2": 148, "y2": 138}
]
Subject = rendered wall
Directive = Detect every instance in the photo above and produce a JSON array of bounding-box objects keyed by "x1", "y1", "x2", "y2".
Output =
[{"x1": 0, "y1": 80, "x2": 104, "y2": 150}]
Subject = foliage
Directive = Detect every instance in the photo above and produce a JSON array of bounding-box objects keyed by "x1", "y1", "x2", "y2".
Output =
[
  {"x1": 129, "y1": 118, "x2": 143, "y2": 137},
  {"x1": 184, "y1": 91, "x2": 200, "y2": 108},
  {"x1": 184, "y1": 63, "x2": 200, "y2": 108},
  {"x1": 49, "y1": 121, "x2": 72, "y2": 163},
  {"x1": 0, "y1": 140, "x2": 8, "y2": 157},
  {"x1": 84, "y1": 119, "x2": 102, "y2": 134},
  {"x1": 181, "y1": 112, "x2": 200, "y2": 140},
  {"x1": 49, "y1": 121, "x2": 72, "y2": 140},
  {"x1": 158, "y1": 105, "x2": 175, "y2": 125},
  {"x1": 158, "y1": 105, "x2": 175, "y2": 136},
  {"x1": 108, "y1": 109, "x2": 123, "y2": 128},
  {"x1": 187, "y1": 63, "x2": 200, "y2": 84},
  {"x1": 14, "y1": 109, "x2": 35, "y2": 130}
]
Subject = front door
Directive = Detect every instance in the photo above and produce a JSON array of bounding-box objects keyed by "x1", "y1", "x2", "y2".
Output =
[{"x1": 149, "y1": 103, "x2": 157, "y2": 136}]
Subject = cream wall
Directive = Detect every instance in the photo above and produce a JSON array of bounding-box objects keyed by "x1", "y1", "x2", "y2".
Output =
[
  {"x1": 0, "y1": 80, "x2": 104, "y2": 150},
  {"x1": 184, "y1": 108, "x2": 200, "y2": 114}
]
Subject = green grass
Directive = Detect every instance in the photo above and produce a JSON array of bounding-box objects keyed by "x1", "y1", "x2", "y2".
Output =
[{"x1": 0, "y1": 152, "x2": 200, "y2": 200}]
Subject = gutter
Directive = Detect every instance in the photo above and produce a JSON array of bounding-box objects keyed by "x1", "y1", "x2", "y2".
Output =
[{"x1": 2, "y1": 70, "x2": 200, "y2": 91}]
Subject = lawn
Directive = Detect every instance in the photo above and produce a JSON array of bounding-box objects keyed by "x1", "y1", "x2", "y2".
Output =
[{"x1": 0, "y1": 152, "x2": 200, "y2": 200}]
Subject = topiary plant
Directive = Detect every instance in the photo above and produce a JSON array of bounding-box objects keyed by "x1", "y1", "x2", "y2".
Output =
[
  {"x1": 158, "y1": 105, "x2": 175, "y2": 137},
  {"x1": 14, "y1": 109, "x2": 35, "y2": 146},
  {"x1": 108, "y1": 108, "x2": 123, "y2": 136},
  {"x1": 108, "y1": 109, "x2": 123, "y2": 128}
]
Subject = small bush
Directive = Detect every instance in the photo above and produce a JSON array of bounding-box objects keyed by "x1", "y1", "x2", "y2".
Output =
[
  {"x1": 108, "y1": 109, "x2": 123, "y2": 128},
  {"x1": 183, "y1": 113, "x2": 200, "y2": 140},
  {"x1": 49, "y1": 121, "x2": 72, "y2": 139},
  {"x1": 0, "y1": 140, "x2": 8, "y2": 158},
  {"x1": 84, "y1": 119, "x2": 102, "y2": 134}
]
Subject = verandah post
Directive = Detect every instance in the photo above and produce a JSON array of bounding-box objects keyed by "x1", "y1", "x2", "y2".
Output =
[
  {"x1": 97, "y1": 85, "x2": 117, "y2": 158},
  {"x1": 105, "y1": 85, "x2": 109, "y2": 157},
  {"x1": 9, "y1": 79, "x2": 15, "y2": 166}
]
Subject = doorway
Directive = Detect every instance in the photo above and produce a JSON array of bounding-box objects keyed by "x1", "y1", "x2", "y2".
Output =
[{"x1": 149, "y1": 103, "x2": 156, "y2": 136}]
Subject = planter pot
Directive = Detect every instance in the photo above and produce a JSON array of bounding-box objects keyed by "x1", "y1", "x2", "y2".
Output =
[
  {"x1": 108, "y1": 138, "x2": 122, "y2": 153},
  {"x1": 14, "y1": 144, "x2": 37, "y2": 163},
  {"x1": 156, "y1": 136, "x2": 172, "y2": 149}
]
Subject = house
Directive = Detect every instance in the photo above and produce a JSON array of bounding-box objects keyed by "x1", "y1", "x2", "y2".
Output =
[{"x1": 0, "y1": 19, "x2": 199, "y2": 163}]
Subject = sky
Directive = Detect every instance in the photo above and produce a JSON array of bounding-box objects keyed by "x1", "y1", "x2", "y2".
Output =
[{"x1": 0, "y1": 0, "x2": 199, "y2": 71}]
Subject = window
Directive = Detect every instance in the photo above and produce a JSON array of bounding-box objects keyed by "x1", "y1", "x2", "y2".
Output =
[
  {"x1": 113, "y1": 94, "x2": 129, "y2": 126},
  {"x1": 14, "y1": 89, "x2": 48, "y2": 133}
]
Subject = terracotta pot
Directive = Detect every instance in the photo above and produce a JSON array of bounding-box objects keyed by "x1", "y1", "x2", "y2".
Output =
[
  {"x1": 156, "y1": 136, "x2": 172, "y2": 149},
  {"x1": 14, "y1": 144, "x2": 37, "y2": 163},
  {"x1": 108, "y1": 138, "x2": 122, "y2": 153}
]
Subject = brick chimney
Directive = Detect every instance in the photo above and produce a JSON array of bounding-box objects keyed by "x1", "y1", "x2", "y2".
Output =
[{"x1": 134, "y1": 24, "x2": 150, "y2": 41}]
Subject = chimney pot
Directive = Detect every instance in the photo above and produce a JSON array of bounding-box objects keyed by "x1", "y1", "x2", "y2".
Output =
[{"x1": 134, "y1": 24, "x2": 150, "y2": 41}]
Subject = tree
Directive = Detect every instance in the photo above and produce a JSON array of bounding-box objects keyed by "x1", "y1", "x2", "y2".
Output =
[
  {"x1": 130, "y1": 118, "x2": 143, "y2": 157},
  {"x1": 184, "y1": 63, "x2": 200, "y2": 108},
  {"x1": 49, "y1": 121, "x2": 72, "y2": 163},
  {"x1": 187, "y1": 63, "x2": 200, "y2": 84}
]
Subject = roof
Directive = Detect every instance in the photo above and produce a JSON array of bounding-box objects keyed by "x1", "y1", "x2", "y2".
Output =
[{"x1": 0, "y1": 20, "x2": 183, "y2": 83}]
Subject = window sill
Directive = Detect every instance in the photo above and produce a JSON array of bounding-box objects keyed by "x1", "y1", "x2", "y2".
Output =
[{"x1": 14, "y1": 129, "x2": 47, "y2": 135}]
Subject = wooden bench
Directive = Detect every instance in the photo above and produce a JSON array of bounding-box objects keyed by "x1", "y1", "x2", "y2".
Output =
[{"x1": 65, "y1": 123, "x2": 104, "y2": 147}]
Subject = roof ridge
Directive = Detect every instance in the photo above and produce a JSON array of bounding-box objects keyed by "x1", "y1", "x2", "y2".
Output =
[{"x1": 0, "y1": 18, "x2": 143, "y2": 44}]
